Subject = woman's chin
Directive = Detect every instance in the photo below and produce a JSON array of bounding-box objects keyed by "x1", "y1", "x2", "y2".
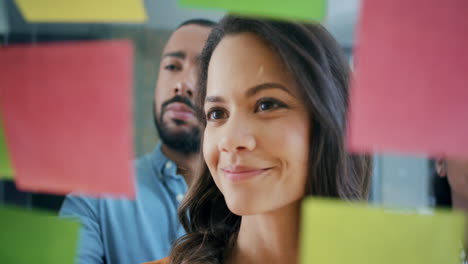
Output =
[
  {"x1": 226, "y1": 200, "x2": 260, "y2": 216},
  {"x1": 225, "y1": 200, "x2": 278, "y2": 216}
]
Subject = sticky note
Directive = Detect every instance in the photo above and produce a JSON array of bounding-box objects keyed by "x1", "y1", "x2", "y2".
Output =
[
  {"x1": 0, "y1": 40, "x2": 135, "y2": 197},
  {"x1": 0, "y1": 117, "x2": 14, "y2": 179},
  {"x1": 300, "y1": 199, "x2": 465, "y2": 264},
  {"x1": 0, "y1": 206, "x2": 80, "y2": 263},
  {"x1": 14, "y1": 0, "x2": 147, "y2": 23},
  {"x1": 179, "y1": 0, "x2": 326, "y2": 21},
  {"x1": 348, "y1": 0, "x2": 468, "y2": 157}
]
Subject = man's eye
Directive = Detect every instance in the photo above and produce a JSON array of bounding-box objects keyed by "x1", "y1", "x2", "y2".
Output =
[
  {"x1": 164, "y1": 64, "x2": 180, "y2": 71},
  {"x1": 206, "y1": 109, "x2": 227, "y2": 121}
]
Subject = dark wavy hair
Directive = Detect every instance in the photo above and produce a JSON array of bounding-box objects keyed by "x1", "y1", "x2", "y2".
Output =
[
  {"x1": 430, "y1": 160, "x2": 452, "y2": 207},
  {"x1": 169, "y1": 15, "x2": 373, "y2": 264},
  {"x1": 432, "y1": 173, "x2": 452, "y2": 207}
]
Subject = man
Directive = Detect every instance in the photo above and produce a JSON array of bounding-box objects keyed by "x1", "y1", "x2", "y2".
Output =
[{"x1": 60, "y1": 19, "x2": 215, "y2": 264}]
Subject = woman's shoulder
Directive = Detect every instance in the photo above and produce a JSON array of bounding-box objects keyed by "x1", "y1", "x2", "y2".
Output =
[{"x1": 143, "y1": 257, "x2": 169, "y2": 264}]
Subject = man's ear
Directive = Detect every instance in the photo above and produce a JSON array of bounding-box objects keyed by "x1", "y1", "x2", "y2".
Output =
[{"x1": 435, "y1": 159, "x2": 447, "y2": 177}]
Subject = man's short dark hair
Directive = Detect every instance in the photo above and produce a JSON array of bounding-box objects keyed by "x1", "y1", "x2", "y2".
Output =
[{"x1": 177, "y1": 19, "x2": 217, "y2": 29}]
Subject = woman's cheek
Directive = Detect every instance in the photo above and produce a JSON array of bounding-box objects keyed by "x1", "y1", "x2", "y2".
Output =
[{"x1": 203, "y1": 128, "x2": 218, "y2": 175}]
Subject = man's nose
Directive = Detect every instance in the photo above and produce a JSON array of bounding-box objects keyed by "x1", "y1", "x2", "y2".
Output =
[
  {"x1": 173, "y1": 66, "x2": 196, "y2": 98},
  {"x1": 174, "y1": 81, "x2": 193, "y2": 98}
]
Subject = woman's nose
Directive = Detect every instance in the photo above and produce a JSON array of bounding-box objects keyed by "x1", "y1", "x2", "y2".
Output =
[{"x1": 218, "y1": 117, "x2": 256, "y2": 153}]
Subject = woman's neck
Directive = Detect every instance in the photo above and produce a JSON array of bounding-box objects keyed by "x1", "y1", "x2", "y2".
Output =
[
  {"x1": 452, "y1": 192, "x2": 468, "y2": 212},
  {"x1": 451, "y1": 193, "x2": 468, "y2": 260},
  {"x1": 228, "y1": 201, "x2": 301, "y2": 264}
]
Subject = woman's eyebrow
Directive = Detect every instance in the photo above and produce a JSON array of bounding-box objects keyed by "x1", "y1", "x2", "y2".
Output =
[
  {"x1": 246, "y1": 82, "x2": 293, "y2": 97},
  {"x1": 205, "y1": 82, "x2": 293, "y2": 104},
  {"x1": 205, "y1": 96, "x2": 225, "y2": 103}
]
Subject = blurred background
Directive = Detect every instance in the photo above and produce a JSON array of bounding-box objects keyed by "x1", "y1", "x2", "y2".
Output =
[{"x1": 0, "y1": 0, "x2": 434, "y2": 211}]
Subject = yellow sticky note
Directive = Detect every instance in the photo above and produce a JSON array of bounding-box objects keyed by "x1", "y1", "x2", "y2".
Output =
[
  {"x1": 300, "y1": 198, "x2": 466, "y2": 264},
  {"x1": 14, "y1": 0, "x2": 147, "y2": 23}
]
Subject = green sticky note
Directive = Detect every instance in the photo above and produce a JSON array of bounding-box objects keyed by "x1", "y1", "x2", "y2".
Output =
[
  {"x1": 0, "y1": 118, "x2": 14, "y2": 179},
  {"x1": 0, "y1": 207, "x2": 80, "y2": 264},
  {"x1": 300, "y1": 198, "x2": 466, "y2": 264},
  {"x1": 180, "y1": 0, "x2": 327, "y2": 21}
]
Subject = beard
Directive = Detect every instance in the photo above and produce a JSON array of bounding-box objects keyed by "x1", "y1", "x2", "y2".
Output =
[{"x1": 153, "y1": 96, "x2": 201, "y2": 154}]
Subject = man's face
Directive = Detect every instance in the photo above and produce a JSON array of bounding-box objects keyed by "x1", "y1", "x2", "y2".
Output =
[{"x1": 154, "y1": 24, "x2": 211, "y2": 154}]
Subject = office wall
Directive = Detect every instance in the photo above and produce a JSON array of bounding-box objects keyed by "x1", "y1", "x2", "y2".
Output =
[{"x1": 372, "y1": 155, "x2": 430, "y2": 207}]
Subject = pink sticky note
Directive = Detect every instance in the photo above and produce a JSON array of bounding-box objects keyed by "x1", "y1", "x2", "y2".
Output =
[
  {"x1": 0, "y1": 40, "x2": 135, "y2": 197},
  {"x1": 349, "y1": 0, "x2": 468, "y2": 157}
]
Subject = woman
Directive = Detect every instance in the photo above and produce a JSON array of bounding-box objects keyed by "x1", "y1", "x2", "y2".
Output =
[
  {"x1": 434, "y1": 158, "x2": 468, "y2": 263},
  {"x1": 435, "y1": 158, "x2": 468, "y2": 211},
  {"x1": 146, "y1": 15, "x2": 372, "y2": 264}
]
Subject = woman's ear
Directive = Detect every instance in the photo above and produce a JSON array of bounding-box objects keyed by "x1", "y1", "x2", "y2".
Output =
[{"x1": 435, "y1": 159, "x2": 447, "y2": 177}]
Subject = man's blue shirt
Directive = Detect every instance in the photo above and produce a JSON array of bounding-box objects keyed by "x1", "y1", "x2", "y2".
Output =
[{"x1": 60, "y1": 143, "x2": 188, "y2": 264}]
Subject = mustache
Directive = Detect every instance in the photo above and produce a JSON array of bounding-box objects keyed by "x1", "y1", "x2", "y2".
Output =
[{"x1": 161, "y1": 95, "x2": 195, "y2": 112}]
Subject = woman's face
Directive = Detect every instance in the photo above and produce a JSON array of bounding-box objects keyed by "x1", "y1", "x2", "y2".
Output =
[
  {"x1": 446, "y1": 159, "x2": 468, "y2": 202},
  {"x1": 436, "y1": 158, "x2": 468, "y2": 206},
  {"x1": 203, "y1": 33, "x2": 311, "y2": 215}
]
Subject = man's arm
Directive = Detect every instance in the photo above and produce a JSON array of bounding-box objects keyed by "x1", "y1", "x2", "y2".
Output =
[{"x1": 59, "y1": 195, "x2": 105, "y2": 264}]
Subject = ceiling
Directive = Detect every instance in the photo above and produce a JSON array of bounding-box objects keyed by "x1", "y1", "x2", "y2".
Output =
[{"x1": 0, "y1": 0, "x2": 361, "y2": 47}]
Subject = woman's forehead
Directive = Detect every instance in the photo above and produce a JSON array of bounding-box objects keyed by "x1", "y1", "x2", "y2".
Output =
[{"x1": 206, "y1": 33, "x2": 298, "y2": 98}]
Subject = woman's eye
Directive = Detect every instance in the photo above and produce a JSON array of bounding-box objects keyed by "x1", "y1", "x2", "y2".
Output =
[
  {"x1": 259, "y1": 101, "x2": 276, "y2": 111},
  {"x1": 206, "y1": 109, "x2": 227, "y2": 121},
  {"x1": 256, "y1": 99, "x2": 285, "y2": 112}
]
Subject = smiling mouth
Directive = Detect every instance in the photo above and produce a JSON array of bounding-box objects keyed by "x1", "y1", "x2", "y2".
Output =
[{"x1": 221, "y1": 167, "x2": 272, "y2": 182}]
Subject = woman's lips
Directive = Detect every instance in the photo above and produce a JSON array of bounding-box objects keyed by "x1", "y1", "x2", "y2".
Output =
[
  {"x1": 165, "y1": 102, "x2": 194, "y2": 120},
  {"x1": 221, "y1": 166, "x2": 271, "y2": 182}
]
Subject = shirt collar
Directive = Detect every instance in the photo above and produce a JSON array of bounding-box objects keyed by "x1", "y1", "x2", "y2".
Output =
[{"x1": 152, "y1": 142, "x2": 182, "y2": 180}]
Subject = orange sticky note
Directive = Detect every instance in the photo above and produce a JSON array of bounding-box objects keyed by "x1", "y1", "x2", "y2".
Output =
[
  {"x1": 349, "y1": 0, "x2": 468, "y2": 157},
  {"x1": 0, "y1": 40, "x2": 135, "y2": 197}
]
